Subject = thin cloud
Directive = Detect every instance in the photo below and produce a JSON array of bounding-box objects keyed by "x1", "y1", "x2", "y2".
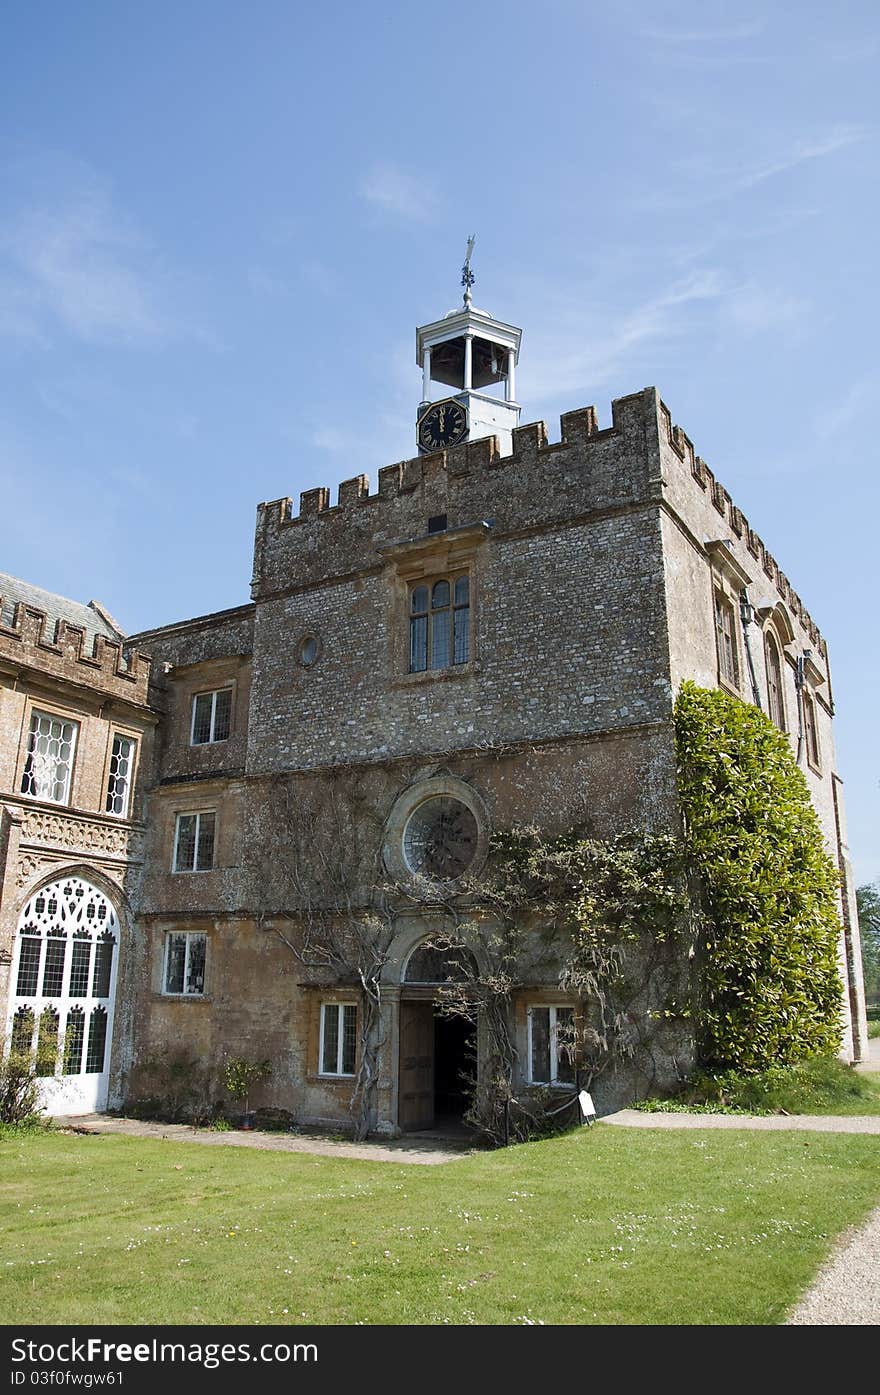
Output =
[
  {"x1": 640, "y1": 21, "x2": 765, "y2": 42},
  {"x1": 0, "y1": 170, "x2": 206, "y2": 348},
  {"x1": 359, "y1": 164, "x2": 438, "y2": 223},
  {"x1": 524, "y1": 270, "x2": 727, "y2": 404},
  {"x1": 638, "y1": 126, "x2": 867, "y2": 211}
]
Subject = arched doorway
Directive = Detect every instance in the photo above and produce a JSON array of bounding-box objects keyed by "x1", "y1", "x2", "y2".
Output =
[
  {"x1": 7, "y1": 875, "x2": 121, "y2": 1114},
  {"x1": 398, "y1": 940, "x2": 477, "y2": 1133}
]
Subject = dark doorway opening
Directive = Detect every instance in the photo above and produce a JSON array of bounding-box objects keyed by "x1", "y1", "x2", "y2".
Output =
[{"x1": 434, "y1": 1012, "x2": 475, "y2": 1121}]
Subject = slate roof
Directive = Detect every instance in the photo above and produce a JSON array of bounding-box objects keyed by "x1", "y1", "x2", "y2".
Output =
[{"x1": 0, "y1": 571, "x2": 126, "y2": 646}]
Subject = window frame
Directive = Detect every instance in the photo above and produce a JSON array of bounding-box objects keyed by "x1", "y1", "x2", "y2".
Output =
[
  {"x1": 20, "y1": 707, "x2": 80, "y2": 806},
  {"x1": 162, "y1": 931, "x2": 208, "y2": 997},
  {"x1": 105, "y1": 731, "x2": 138, "y2": 818},
  {"x1": 189, "y1": 687, "x2": 233, "y2": 746},
  {"x1": 713, "y1": 589, "x2": 741, "y2": 692},
  {"x1": 172, "y1": 810, "x2": 217, "y2": 873},
  {"x1": 318, "y1": 1001, "x2": 358, "y2": 1077},
  {"x1": 764, "y1": 631, "x2": 787, "y2": 732},
  {"x1": 526, "y1": 1004, "x2": 577, "y2": 1087},
  {"x1": 408, "y1": 571, "x2": 471, "y2": 674},
  {"x1": 802, "y1": 690, "x2": 822, "y2": 774}
]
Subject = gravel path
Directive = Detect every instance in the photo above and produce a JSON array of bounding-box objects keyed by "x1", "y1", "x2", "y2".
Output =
[
  {"x1": 786, "y1": 1208, "x2": 880, "y2": 1325},
  {"x1": 601, "y1": 1109, "x2": 880, "y2": 1133},
  {"x1": 57, "y1": 1113, "x2": 475, "y2": 1165}
]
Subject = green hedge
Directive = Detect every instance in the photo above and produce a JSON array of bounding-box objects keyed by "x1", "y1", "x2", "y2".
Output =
[{"x1": 674, "y1": 682, "x2": 843, "y2": 1070}]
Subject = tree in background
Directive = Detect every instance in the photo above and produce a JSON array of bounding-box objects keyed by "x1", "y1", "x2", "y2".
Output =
[{"x1": 857, "y1": 882, "x2": 880, "y2": 1009}]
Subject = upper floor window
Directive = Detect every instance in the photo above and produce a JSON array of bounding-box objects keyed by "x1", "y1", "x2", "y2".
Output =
[
  {"x1": 527, "y1": 1005, "x2": 575, "y2": 1086},
  {"x1": 765, "y1": 634, "x2": 786, "y2": 732},
  {"x1": 803, "y1": 692, "x2": 821, "y2": 771},
  {"x1": 173, "y1": 811, "x2": 216, "y2": 872},
  {"x1": 21, "y1": 711, "x2": 79, "y2": 805},
  {"x1": 105, "y1": 734, "x2": 137, "y2": 817},
  {"x1": 163, "y1": 931, "x2": 207, "y2": 996},
  {"x1": 714, "y1": 592, "x2": 740, "y2": 689},
  {"x1": 190, "y1": 689, "x2": 231, "y2": 745},
  {"x1": 409, "y1": 574, "x2": 470, "y2": 673}
]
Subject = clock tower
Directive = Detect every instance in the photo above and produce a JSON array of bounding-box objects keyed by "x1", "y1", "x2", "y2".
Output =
[{"x1": 416, "y1": 239, "x2": 522, "y2": 455}]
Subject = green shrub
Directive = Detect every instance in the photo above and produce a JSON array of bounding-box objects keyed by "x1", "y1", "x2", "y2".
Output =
[
  {"x1": 642, "y1": 1056, "x2": 879, "y2": 1115},
  {"x1": 674, "y1": 682, "x2": 843, "y2": 1071}
]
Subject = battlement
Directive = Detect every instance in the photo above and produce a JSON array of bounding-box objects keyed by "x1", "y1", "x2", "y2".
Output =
[
  {"x1": 0, "y1": 598, "x2": 151, "y2": 703},
  {"x1": 657, "y1": 399, "x2": 826, "y2": 658},
  {"x1": 255, "y1": 398, "x2": 634, "y2": 533}
]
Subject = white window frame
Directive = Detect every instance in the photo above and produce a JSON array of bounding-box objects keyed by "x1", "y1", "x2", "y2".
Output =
[
  {"x1": 162, "y1": 931, "x2": 207, "y2": 997},
  {"x1": 21, "y1": 709, "x2": 80, "y2": 806},
  {"x1": 190, "y1": 688, "x2": 232, "y2": 746},
  {"x1": 319, "y1": 1001, "x2": 357, "y2": 1077},
  {"x1": 172, "y1": 811, "x2": 216, "y2": 873},
  {"x1": 105, "y1": 732, "x2": 137, "y2": 818},
  {"x1": 527, "y1": 1004, "x2": 576, "y2": 1086}
]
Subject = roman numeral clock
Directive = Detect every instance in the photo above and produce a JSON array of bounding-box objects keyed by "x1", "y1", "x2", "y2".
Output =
[{"x1": 415, "y1": 238, "x2": 522, "y2": 458}]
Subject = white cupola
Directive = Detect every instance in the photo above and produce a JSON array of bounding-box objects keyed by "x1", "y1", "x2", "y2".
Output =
[{"x1": 415, "y1": 238, "x2": 522, "y2": 455}]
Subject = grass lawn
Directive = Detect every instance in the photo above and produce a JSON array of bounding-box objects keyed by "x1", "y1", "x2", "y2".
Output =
[{"x1": 2, "y1": 1122, "x2": 879, "y2": 1326}]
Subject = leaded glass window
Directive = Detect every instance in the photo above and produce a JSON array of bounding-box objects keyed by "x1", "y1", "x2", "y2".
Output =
[
  {"x1": 20, "y1": 711, "x2": 79, "y2": 804},
  {"x1": 173, "y1": 812, "x2": 216, "y2": 872},
  {"x1": 765, "y1": 633, "x2": 786, "y2": 731},
  {"x1": 409, "y1": 572, "x2": 470, "y2": 673},
  {"x1": 528, "y1": 1006, "x2": 576, "y2": 1085},
  {"x1": 714, "y1": 592, "x2": 739, "y2": 688},
  {"x1": 106, "y1": 734, "x2": 136, "y2": 816},
  {"x1": 320, "y1": 1003, "x2": 357, "y2": 1076},
  {"x1": 191, "y1": 689, "x2": 232, "y2": 745},
  {"x1": 163, "y1": 932, "x2": 207, "y2": 996}
]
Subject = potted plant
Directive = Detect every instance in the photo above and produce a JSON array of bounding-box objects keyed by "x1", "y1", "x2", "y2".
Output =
[{"x1": 224, "y1": 1057, "x2": 272, "y2": 1129}]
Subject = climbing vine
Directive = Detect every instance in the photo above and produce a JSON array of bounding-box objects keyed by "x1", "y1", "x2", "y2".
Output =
[{"x1": 674, "y1": 681, "x2": 843, "y2": 1070}]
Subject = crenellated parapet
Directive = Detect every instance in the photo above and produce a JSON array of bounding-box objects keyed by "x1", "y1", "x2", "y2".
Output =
[
  {"x1": 251, "y1": 392, "x2": 655, "y2": 599},
  {"x1": 657, "y1": 399, "x2": 827, "y2": 661},
  {"x1": 0, "y1": 600, "x2": 151, "y2": 704}
]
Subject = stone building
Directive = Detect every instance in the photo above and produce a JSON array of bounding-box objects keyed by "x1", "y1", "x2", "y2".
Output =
[
  {"x1": 0, "y1": 281, "x2": 868, "y2": 1132},
  {"x1": 0, "y1": 575, "x2": 154, "y2": 1113}
]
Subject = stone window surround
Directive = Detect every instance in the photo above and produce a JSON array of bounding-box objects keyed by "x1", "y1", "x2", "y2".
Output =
[
  {"x1": 318, "y1": 999, "x2": 358, "y2": 1077},
  {"x1": 802, "y1": 688, "x2": 822, "y2": 775},
  {"x1": 382, "y1": 773, "x2": 490, "y2": 890},
  {"x1": 764, "y1": 630, "x2": 787, "y2": 733},
  {"x1": 379, "y1": 521, "x2": 491, "y2": 687},
  {"x1": 103, "y1": 724, "x2": 141, "y2": 819},
  {"x1": 706, "y1": 539, "x2": 752, "y2": 699},
  {"x1": 189, "y1": 685, "x2": 234, "y2": 746},
  {"x1": 17, "y1": 700, "x2": 82, "y2": 809},
  {"x1": 161, "y1": 929, "x2": 207, "y2": 997},
  {"x1": 171, "y1": 808, "x2": 217, "y2": 873},
  {"x1": 525, "y1": 1002, "x2": 578, "y2": 1088}
]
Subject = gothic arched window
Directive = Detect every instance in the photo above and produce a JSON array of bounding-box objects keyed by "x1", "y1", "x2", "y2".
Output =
[
  {"x1": 410, "y1": 575, "x2": 470, "y2": 672},
  {"x1": 765, "y1": 632, "x2": 786, "y2": 731}
]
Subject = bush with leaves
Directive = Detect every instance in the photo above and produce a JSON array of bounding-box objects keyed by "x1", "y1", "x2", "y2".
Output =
[{"x1": 674, "y1": 681, "x2": 843, "y2": 1070}]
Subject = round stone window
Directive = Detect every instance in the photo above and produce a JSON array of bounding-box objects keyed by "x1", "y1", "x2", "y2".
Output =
[
  {"x1": 297, "y1": 634, "x2": 321, "y2": 668},
  {"x1": 402, "y1": 796, "x2": 479, "y2": 881}
]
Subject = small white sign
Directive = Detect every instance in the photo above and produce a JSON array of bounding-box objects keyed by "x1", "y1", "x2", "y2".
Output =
[{"x1": 578, "y1": 1090, "x2": 596, "y2": 1119}]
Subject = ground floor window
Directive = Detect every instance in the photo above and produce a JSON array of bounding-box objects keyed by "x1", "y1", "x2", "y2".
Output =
[
  {"x1": 319, "y1": 1002, "x2": 357, "y2": 1076},
  {"x1": 163, "y1": 931, "x2": 207, "y2": 995},
  {"x1": 527, "y1": 1005, "x2": 575, "y2": 1085}
]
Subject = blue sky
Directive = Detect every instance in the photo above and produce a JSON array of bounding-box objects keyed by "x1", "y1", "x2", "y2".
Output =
[{"x1": 1, "y1": 1, "x2": 877, "y2": 882}]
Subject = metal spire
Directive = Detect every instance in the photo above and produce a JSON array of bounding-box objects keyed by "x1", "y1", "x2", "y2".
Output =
[{"x1": 461, "y1": 234, "x2": 476, "y2": 307}]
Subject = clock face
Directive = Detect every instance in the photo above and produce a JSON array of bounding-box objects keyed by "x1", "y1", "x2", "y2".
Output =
[
  {"x1": 417, "y1": 398, "x2": 469, "y2": 452},
  {"x1": 403, "y1": 796, "x2": 479, "y2": 880}
]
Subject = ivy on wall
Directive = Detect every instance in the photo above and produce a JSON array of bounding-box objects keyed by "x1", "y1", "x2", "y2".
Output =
[{"x1": 674, "y1": 681, "x2": 843, "y2": 1070}]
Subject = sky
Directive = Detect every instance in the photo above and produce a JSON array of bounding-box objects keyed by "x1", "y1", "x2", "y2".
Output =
[{"x1": 0, "y1": 1, "x2": 877, "y2": 883}]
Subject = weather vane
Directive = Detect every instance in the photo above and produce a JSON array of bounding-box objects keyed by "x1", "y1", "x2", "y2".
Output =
[{"x1": 461, "y1": 234, "x2": 476, "y2": 306}]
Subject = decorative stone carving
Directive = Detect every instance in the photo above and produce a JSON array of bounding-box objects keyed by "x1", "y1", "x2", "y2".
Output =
[{"x1": 18, "y1": 806, "x2": 144, "y2": 862}]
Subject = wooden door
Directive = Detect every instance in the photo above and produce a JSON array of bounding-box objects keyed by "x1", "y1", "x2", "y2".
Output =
[{"x1": 398, "y1": 1001, "x2": 434, "y2": 1131}]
